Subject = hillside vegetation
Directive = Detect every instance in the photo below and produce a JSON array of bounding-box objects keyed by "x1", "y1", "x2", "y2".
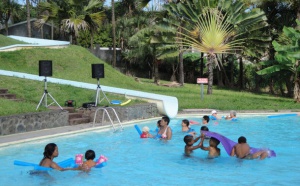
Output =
[
  {"x1": 0, "y1": 35, "x2": 299, "y2": 116},
  {"x1": 0, "y1": 35, "x2": 27, "y2": 47}
]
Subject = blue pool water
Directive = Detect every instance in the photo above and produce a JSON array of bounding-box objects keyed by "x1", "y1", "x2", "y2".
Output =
[{"x1": 0, "y1": 115, "x2": 300, "y2": 186}]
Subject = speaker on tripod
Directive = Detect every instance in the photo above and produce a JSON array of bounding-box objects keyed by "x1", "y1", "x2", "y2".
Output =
[
  {"x1": 36, "y1": 60, "x2": 63, "y2": 110},
  {"x1": 92, "y1": 64, "x2": 109, "y2": 106}
]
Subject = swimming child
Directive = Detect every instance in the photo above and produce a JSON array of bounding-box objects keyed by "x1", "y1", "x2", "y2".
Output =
[
  {"x1": 230, "y1": 136, "x2": 268, "y2": 160},
  {"x1": 140, "y1": 126, "x2": 153, "y2": 138},
  {"x1": 183, "y1": 135, "x2": 202, "y2": 156},
  {"x1": 82, "y1": 150, "x2": 97, "y2": 169},
  {"x1": 39, "y1": 143, "x2": 83, "y2": 171},
  {"x1": 181, "y1": 119, "x2": 196, "y2": 136},
  {"x1": 199, "y1": 134, "x2": 220, "y2": 158},
  {"x1": 202, "y1": 115, "x2": 210, "y2": 125}
]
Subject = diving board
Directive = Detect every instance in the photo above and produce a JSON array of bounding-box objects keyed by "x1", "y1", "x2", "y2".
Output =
[{"x1": 0, "y1": 70, "x2": 178, "y2": 118}]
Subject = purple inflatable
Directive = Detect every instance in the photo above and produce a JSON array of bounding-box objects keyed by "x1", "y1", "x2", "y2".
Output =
[{"x1": 203, "y1": 131, "x2": 276, "y2": 157}]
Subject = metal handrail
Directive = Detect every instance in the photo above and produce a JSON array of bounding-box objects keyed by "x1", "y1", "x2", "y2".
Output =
[{"x1": 93, "y1": 107, "x2": 123, "y2": 131}]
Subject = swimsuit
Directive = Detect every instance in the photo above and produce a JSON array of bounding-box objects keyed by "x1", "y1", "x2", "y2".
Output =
[{"x1": 157, "y1": 126, "x2": 169, "y2": 139}]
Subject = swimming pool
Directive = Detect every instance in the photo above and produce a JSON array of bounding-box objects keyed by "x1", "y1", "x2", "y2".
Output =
[{"x1": 0, "y1": 114, "x2": 299, "y2": 185}]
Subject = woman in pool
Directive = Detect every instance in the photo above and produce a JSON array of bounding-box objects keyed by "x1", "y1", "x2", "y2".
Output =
[
  {"x1": 39, "y1": 143, "x2": 83, "y2": 171},
  {"x1": 157, "y1": 116, "x2": 172, "y2": 140}
]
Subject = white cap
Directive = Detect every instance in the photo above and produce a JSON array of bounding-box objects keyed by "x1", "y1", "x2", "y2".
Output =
[
  {"x1": 211, "y1": 110, "x2": 217, "y2": 114},
  {"x1": 142, "y1": 126, "x2": 149, "y2": 132}
]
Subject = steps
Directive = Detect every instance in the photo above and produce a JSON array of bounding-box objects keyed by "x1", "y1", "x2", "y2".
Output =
[
  {"x1": 0, "y1": 88, "x2": 22, "y2": 101},
  {"x1": 48, "y1": 106, "x2": 90, "y2": 125}
]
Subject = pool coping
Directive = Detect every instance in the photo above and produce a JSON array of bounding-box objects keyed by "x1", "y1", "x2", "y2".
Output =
[{"x1": 0, "y1": 112, "x2": 298, "y2": 147}]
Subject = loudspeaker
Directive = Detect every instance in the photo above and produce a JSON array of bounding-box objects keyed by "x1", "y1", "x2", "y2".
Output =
[
  {"x1": 39, "y1": 60, "x2": 52, "y2": 76},
  {"x1": 92, "y1": 64, "x2": 104, "y2": 78}
]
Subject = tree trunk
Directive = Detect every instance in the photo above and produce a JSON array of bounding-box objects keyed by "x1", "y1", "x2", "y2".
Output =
[
  {"x1": 285, "y1": 75, "x2": 293, "y2": 97},
  {"x1": 269, "y1": 78, "x2": 275, "y2": 95},
  {"x1": 207, "y1": 55, "x2": 214, "y2": 95},
  {"x1": 154, "y1": 59, "x2": 159, "y2": 84},
  {"x1": 200, "y1": 52, "x2": 204, "y2": 77},
  {"x1": 90, "y1": 31, "x2": 94, "y2": 50},
  {"x1": 294, "y1": 79, "x2": 300, "y2": 102},
  {"x1": 178, "y1": 50, "x2": 184, "y2": 85},
  {"x1": 112, "y1": 0, "x2": 116, "y2": 67},
  {"x1": 51, "y1": 21, "x2": 54, "y2": 40},
  {"x1": 239, "y1": 56, "x2": 244, "y2": 90},
  {"x1": 26, "y1": 0, "x2": 31, "y2": 37}
]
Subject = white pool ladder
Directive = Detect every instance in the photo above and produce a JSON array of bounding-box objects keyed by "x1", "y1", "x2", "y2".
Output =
[{"x1": 93, "y1": 107, "x2": 123, "y2": 131}]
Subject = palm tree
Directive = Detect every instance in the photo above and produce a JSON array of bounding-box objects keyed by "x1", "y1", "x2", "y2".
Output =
[
  {"x1": 257, "y1": 22, "x2": 300, "y2": 102},
  {"x1": 26, "y1": 0, "x2": 31, "y2": 37},
  {"x1": 165, "y1": 0, "x2": 268, "y2": 94},
  {"x1": 0, "y1": 0, "x2": 21, "y2": 36}
]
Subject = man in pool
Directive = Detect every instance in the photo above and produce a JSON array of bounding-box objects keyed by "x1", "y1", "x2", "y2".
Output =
[
  {"x1": 225, "y1": 110, "x2": 237, "y2": 120},
  {"x1": 183, "y1": 135, "x2": 202, "y2": 156},
  {"x1": 230, "y1": 136, "x2": 268, "y2": 160}
]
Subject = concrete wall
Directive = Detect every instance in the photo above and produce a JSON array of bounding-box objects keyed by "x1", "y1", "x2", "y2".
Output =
[
  {"x1": 89, "y1": 45, "x2": 122, "y2": 64},
  {"x1": 0, "y1": 110, "x2": 69, "y2": 136}
]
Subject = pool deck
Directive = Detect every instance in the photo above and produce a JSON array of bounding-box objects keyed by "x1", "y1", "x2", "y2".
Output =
[{"x1": 0, "y1": 110, "x2": 298, "y2": 147}]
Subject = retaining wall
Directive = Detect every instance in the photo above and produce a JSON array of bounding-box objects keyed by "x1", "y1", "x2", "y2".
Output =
[{"x1": 0, "y1": 103, "x2": 159, "y2": 136}]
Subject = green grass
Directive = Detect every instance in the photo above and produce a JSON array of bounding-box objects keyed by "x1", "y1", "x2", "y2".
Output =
[
  {"x1": 0, "y1": 34, "x2": 27, "y2": 47},
  {"x1": 0, "y1": 39, "x2": 299, "y2": 116}
]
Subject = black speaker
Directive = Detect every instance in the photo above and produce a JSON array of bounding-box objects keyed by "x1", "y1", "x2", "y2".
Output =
[
  {"x1": 39, "y1": 60, "x2": 52, "y2": 76},
  {"x1": 92, "y1": 64, "x2": 104, "y2": 78}
]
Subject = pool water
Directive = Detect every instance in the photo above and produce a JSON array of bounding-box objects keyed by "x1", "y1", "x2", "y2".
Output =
[{"x1": 0, "y1": 115, "x2": 299, "y2": 186}]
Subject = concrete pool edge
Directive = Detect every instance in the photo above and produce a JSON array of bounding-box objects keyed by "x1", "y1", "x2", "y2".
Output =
[
  {"x1": 0, "y1": 117, "x2": 161, "y2": 147},
  {"x1": 0, "y1": 112, "x2": 299, "y2": 147}
]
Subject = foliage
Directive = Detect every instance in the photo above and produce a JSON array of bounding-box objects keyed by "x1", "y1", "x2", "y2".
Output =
[{"x1": 257, "y1": 21, "x2": 300, "y2": 102}]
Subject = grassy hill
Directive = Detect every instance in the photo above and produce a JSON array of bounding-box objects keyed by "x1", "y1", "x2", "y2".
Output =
[
  {"x1": 0, "y1": 35, "x2": 27, "y2": 47},
  {"x1": 0, "y1": 35, "x2": 299, "y2": 116}
]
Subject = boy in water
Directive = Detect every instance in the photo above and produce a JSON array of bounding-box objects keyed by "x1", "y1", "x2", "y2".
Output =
[
  {"x1": 230, "y1": 136, "x2": 268, "y2": 160},
  {"x1": 202, "y1": 115, "x2": 210, "y2": 125},
  {"x1": 199, "y1": 134, "x2": 220, "y2": 158},
  {"x1": 82, "y1": 150, "x2": 97, "y2": 169},
  {"x1": 183, "y1": 135, "x2": 202, "y2": 156}
]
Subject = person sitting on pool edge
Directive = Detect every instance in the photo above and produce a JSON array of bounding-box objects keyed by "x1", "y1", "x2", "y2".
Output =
[
  {"x1": 230, "y1": 136, "x2": 268, "y2": 160},
  {"x1": 181, "y1": 119, "x2": 196, "y2": 136},
  {"x1": 157, "y1": 116, "x2": 172, "y2": 140},
  {"x1": 199, "y1": 133, "x2": 220, "y2": 158},
  {"x1": 211, "y1": 110, "x2": 221, "y2": 120},
  {"x1": 183, "y1": 135, "x2": 202, "y2": 156},
  {"x1": 202, "y1": 115, "x2": 210, "y2": 125},
  {"x1": 225, "y1": 110, "x2": 237, "y2": 121},
  {"x1": 39, "y1": 143, "x2": 84, "y2": 171}
]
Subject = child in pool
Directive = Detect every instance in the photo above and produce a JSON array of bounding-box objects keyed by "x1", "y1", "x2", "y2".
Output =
[
  {"x1": 181, "y1": 119, "x2": 196, "y2": 136},
  {"x1": 82, "y1": 150, "x2": 97, "y2": 169},
  {"x1": 230, "y1": 136, "x2": 268, "y2": 160},
  {"x1": 183, "y1": 135, "x2": 202, "y2": 156},
  {"x1": 39, "y1": 143, "x2": 83, "y2": 171},
  {"x1": 199, "y1": 134, "x2": 220, "y2": 158},
  {"x1": 140, "y1": 126, "x2": 153, "y2": 138},
  {"x1": 202, "y1": 115, "x2": 210, "y2": 125},
  {"x1": 200, "y1": 126, "x2": 210, "y2": 139}
]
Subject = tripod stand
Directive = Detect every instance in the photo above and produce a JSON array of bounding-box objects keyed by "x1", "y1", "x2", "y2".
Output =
[
  {"x1": 95, "y1": 78, "x2": 110, "y2": 106},
  {"x1": 36, "y1": 77, "x2": 63, "y2": 110}
]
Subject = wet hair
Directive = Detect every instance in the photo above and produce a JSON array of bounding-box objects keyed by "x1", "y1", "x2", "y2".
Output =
[
  {"x1": 238, "y1": 136, "x2": 247, "y2": 143},
  {"x1": 210, "y1": 137, "x2": 220, "y2": 146},
  {"x1": 203, "y1": 115, "x2": 210, "y2": 123},
  {"x1": 157, "y1": 120, "x2": 161, "y2": 127},
  {"x1": 200, "y1": 126, "x2": 209, "y2": 131},
  {"x1": 230, "y1": 110, "x2": 237, "y2": 117},
  {"x1": 182, "y1": 119, "x2": 190, "y2": 127},
  {"x1": 85, "y1": 150, "x2": 96, "y2": 160},
  {"x1": 184, "y1": 135, "x2": 193, "y2": 145},
  {"x1": 162, "y1": 116, "x2": 170, "y2": 125},
  {"x1": 43, "y1": 143, "x2": 57, "y2": 159}
]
